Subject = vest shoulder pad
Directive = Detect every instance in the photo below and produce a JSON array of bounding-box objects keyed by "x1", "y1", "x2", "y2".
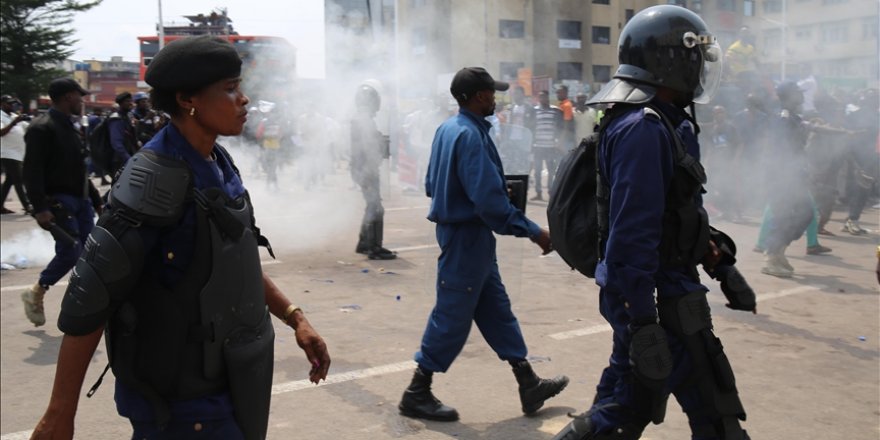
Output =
[{"x1": 109, "y1": 150, "x2": 192, "y2": 226}]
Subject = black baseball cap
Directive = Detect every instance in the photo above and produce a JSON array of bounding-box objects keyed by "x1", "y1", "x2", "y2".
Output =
[
  {"x1": 48, "y1": 78, "x2": 89, "y2": 100},
  {"x1": 0, "y1": 95, "x2": 18, "y2": 104},
  {"x1": 450, "y1": 67, "x2": 509, "y2": 101}
]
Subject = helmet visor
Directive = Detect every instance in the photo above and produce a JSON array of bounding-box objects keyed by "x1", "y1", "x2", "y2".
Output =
[{"x1": 694, "y1": 37, "x2": 723, "y2": 104}]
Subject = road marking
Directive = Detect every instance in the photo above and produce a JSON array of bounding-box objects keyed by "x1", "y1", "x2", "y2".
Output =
[
  {"x1": 0, "y1": 284, "x2": 825, "y2": 439},
  {"x1": 391, "y1": 244, "x2": 435, "y2": 253},
  {"x1": 549, "y1": 324, "x2": 610, "y2": 341},
  {"x1": 547, "y1": 284, "x2": 825, "y2": 341},
  {"x1": 756, "y1": 284, "x2": 824, "y2": 301},
  {"x1": 271, "y1": 360, "x2": 416, "y2": 394},
  {"x1": 385, "y1": 206, "x2": 429, "y2": 212},
  {"x1": 0, "y1": 260, "x2": 282, "y2": 292}
]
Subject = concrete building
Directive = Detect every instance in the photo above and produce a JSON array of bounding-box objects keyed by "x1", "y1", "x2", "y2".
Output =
[
  {"x1": 393, "y1": 0, "x2": 660, "y2": 96},
  {"x1": 745, "y1": 0, "x2": 878, "y2": 88}
]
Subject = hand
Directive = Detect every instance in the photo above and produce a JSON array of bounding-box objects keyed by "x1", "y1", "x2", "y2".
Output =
[
  {"x1": 293, "y1": 317, "x2": 331, "y2": 384},
  {"x1": 530, "y1": 228, "x2": 553, "y2": 255},
  {"x1": 34, "y1": 211, "x2": 55, "y2": 231},
  {"x1": 31, "y1": 410, "x2": 75, "y2": 440},
  {"x1": 701, "y1": 240, "x2": 722, "y2": 270},
  {"x1": 14, "y1": 114, "x2": 28, "y2": 124}
]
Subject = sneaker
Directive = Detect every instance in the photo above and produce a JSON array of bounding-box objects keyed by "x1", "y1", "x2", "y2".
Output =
[
  {"x1": 817, "y1": 228, "x2": 835, "y2": 236},
  {"x1": 841, "y1": 219, "x2": 867, "y2": 236},
  {"x1": 752, "y1": 245, "x2": 765, "y2": 254},
  {"x1": 21, "y1": 283, "x2": 47, "y2": 327},
  {"x1": 761, "y1": 254, "x2": 793, "y2": 278},
  {"x1": 806, "y1": 244, "x2": 832, "y2": 255},
  {"x1": 530, "y1": 194, "x2": 543, "y2": 201}
]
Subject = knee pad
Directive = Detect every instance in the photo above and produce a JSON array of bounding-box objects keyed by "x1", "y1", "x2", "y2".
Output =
[{"x1": 658, "y1": 291, "x2": 747, "y2": 438}]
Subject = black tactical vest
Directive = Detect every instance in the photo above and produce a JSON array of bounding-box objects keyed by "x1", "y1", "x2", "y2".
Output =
[{"x1": 107, "y1": 183, "x2": 274, "y2": 438}]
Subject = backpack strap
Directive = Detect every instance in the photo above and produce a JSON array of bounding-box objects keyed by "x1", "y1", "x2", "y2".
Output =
[{"x1": 643, "y1": 104, "x2": 708, "y2": 185}]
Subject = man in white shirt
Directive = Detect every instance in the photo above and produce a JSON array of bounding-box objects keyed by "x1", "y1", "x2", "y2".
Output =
[{"x1": 0, "y1": 95, "x2": 31, "y2": 214}]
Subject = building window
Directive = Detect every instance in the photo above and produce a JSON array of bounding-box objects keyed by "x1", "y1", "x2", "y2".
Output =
[
  {"x1": 666, "y1": 0, "x2": 688, "y2": 7},
  {"x1": 692, "y1": 0, "x2": 704, "y2": 12},
  {"x1": 499, "y1": 20, "x2": 525, "y2": 38},
  {"x1": 794, "y1": 25, "x2": 812, "y2": 41},
  {"x1": 592, "y1": 65, "x2": 612, "y2": 82},
  {"x1": 718, "y1": 0, "x2": 736, "y2": 11},
  {"x1": 558, "y1": 20, "x2": 582, "y2": 48},
  {"x1": 625, "y1": 9, "x2": 635, "y2": 22},
  {"x1": 593, "y1": 0, "x2": 610, "y2": 4},
  {"x1": 500, "y1": 62, "x2": 525, "y2": 81},
  {"x1": 558, "y1": 62, "x2": 583, "y2": 81},
  {"x1": 763, "y1": 0, "x2": 782, "y2": 13},
  {"x1": 557, "y1": 20, "x2": 581, "y2": 40},
  {"x1": 592, "y1": 26, "x2": 611, "y2": 44},
  {"x1": 743, "y1": 0, "x2": 754, "y2": 15},
  {"x1": 820, "y1": 22, "x2": 848, "y2": 44},
  {"x1": 863, "y1": 17, "x2": 879, "y2": 40}
]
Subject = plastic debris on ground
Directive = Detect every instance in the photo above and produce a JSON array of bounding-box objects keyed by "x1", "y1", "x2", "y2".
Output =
[
  {"x1": 361, "y1": 268, "x2": 370, "y2": 273},
  {"x1": 339, "y1": 304, "x2": 362, "y2": 313}
]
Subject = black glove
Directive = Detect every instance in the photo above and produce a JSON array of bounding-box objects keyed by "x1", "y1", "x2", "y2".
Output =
[{"x1": 716, "y1": 265, "x2": 757, "y2": 313}]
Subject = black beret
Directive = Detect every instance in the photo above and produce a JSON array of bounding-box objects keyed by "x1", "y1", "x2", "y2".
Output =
[{"x1": 145, "y1": 35, "x2": 242, "y2": 91}]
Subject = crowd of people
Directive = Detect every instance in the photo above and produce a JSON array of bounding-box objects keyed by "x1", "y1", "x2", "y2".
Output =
[{"x1": 0, "y1": 5, "x2": 877, "y2": 440}]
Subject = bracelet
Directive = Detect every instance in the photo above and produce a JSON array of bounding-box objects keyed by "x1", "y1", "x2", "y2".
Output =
[{"x1": 282, "y1": 304, "x2": 302, "y2": 326}]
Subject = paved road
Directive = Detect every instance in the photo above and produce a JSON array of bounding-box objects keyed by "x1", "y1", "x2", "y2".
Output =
[{"x1": 2, "y1": 166, "x2": 878, "y2": 440}]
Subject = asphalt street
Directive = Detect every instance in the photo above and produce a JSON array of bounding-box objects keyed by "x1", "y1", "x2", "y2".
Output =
[{"x1": 1, "y1": 164, "x2": 878, "y2": 440}]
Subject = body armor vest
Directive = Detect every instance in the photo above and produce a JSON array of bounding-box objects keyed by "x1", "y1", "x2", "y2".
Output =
[{"x1": 108, "y1": 182, "x2": 273, "y2": 438}]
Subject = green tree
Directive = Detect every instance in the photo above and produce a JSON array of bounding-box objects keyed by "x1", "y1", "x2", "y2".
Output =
[{"x1": 1, "y1": 0, "x2": 101, "y2": 109}]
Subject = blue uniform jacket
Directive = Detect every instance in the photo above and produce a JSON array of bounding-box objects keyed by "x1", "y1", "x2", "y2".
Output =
[
  {"x1": 595, "y1": 102, "x2": 707, "y2": 320},
  {"x1": 425, "y1": 109, "x2": 540, "y2": 238}
]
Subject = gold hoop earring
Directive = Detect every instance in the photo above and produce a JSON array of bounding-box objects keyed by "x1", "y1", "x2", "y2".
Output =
[{"x1": 189, "y1": 107, "x2": 196, "y2": 116}]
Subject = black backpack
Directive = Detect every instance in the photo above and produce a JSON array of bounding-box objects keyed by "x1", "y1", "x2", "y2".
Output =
[
  {"x1": 88, "y1": 113, "x2": 120, "y2": 173},
  {"x1": 547, "y1": 104, "x2": 684, "y2": 278}
]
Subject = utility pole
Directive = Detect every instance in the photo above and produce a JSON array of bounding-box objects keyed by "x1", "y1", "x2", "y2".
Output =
[{"x1": 158, "y1": 0, "x2": 165, "y2": 50}]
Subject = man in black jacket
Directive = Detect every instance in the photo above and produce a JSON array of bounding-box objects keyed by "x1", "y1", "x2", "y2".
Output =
[{"x1": 21, "y1": 78, "x2": 103, "y2": 327}]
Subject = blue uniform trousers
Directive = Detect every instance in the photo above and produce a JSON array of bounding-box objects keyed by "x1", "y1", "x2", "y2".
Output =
[
  {"x1": 39, "y1": 193, "x2": 94, "y2": 287},
  {"x1": 130, "y1": 416, "x2": 243, "y2": 440},
  {"x1": 591, "y1": 287, "x2": 721, "y2": 440},
  {"x1": 415, "y1": 223, "x2": 528, "y2": 372}
]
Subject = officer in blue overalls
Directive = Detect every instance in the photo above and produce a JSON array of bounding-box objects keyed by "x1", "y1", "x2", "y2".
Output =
[
  {"x1": 397, "y1": 67, "x2": 569, "y2": 422},
  {"x1": 553, "y1": 6, "x2": 750, "y2": 440},
  {"x1": 31, "y1": 36, "x2": 330, "y2": 440}
]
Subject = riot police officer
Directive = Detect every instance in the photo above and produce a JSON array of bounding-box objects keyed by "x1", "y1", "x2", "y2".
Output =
[
  {"x1": 553, "y1": 6, "x2": 750, "y2": 439},
  {"x1": 32, "y1": 36, "x2": 330, "y2": 440},
  {"x1": 351, "y1": 83, "x2": 396, "y2": 260}
]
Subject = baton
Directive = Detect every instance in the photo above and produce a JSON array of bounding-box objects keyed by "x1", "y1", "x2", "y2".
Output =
[{"x1": 49, "y1": 224, "x2": 77, "y2": 247}]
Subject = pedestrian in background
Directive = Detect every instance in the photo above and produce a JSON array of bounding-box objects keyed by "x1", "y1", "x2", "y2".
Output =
[
  {"x1": 1, "y1": 94, "x2": 32, "y2": 214},
  {"x1": 21, "y1": 78, "x2": 103, "y2": 327}
]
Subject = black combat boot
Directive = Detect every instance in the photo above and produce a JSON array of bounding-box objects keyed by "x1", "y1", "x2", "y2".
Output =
[
  {"x1": 511, "y1": 360, "x2": 570, "y2": 415},
  {"x1": 398, "y1": 367, "x2": 459, "y2": 421}
]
